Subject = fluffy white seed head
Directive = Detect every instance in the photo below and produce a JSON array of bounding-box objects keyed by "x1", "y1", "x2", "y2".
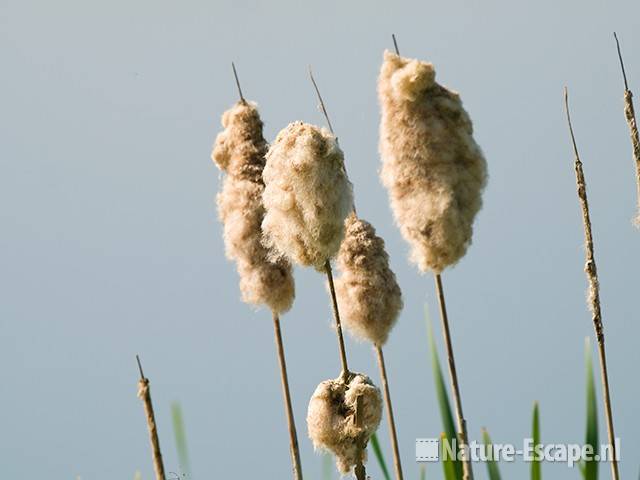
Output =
[
  {"x1": 262, "y1": 122, "x2": 354, "y2": 270},
  {"x1": 212, "y1": 101, "x2": 295, "y2": 314},
  {"x1": 334, "y1": 213, "x2": 403, "y2": 346},
  {"x1": 307, "y1": 373, "x2": 382, "y2": 474},
  {"x1": 378, "y1": 51, "x2": 488, "y2": 273}
]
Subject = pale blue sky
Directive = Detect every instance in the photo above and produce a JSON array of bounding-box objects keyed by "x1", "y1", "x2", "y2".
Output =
[{"x1": 1, "y1": 0, "x2": 639, "y2": 479}]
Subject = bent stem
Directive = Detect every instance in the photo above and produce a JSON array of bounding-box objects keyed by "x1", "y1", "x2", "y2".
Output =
[
  {"x1": 272, "y1": 312, "x2": 304, "y2": 480},
  {"x1": 433, "y1": 274, "x2": 474, "y2": 480},
  {"x1": 136, "y1": 356, "x2": 167, "y2": 480},
  {"x1": 324, "y1": 260, "x2": 350, "y2": 383},
  {"x1": 375, "y1": 345, "x2": 404, "y2": 480},
  {"x1": 614, "y1": 33, "x2": 640, "y2": 225},
  {"x1": 564, "y1": 88, "x2": 620, "y2": 480}
]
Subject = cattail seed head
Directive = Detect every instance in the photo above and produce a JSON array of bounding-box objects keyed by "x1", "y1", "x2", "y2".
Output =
[
  {"x1": 334, "y1": 213, "x2": 403, "y2": 346},
  {"x1": 262, "y1": 122, "x2": 354, "y2": 270},
  {"x1": 378, "y1": 51, "x2": 488, "y2": 273},
  {"x1": 212, "y1": 101, "x2": 295, "y2": 314},
  {"x1": 307, "y1": 373, "x2": 382, "y2": 474}
]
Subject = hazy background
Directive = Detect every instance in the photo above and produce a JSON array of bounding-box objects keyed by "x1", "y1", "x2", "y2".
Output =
[{"x1": 1, "y1": 0, "x2": 639, "y2": 478}]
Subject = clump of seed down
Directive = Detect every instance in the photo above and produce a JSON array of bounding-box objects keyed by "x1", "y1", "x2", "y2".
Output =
[
  {"x1": 212, "y1": 101, "x2": 294, "y2": 314},
  {"x1": 262, "y1": 122, "x2": 353, "y2": 270},
  {"x1": 378, "y1": 51, "x2": 488, "y2": 273},
  {"x1": 335, "y1": 213, "x2": 403, "y2": 346},
  {"x1": 307, "y1": 373, "x2": 382, "y2": 474}
]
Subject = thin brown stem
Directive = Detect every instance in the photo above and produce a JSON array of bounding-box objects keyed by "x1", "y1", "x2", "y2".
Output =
[
  {"x1": 272, "y1": 312, "x2": 304, "y2": 480},
  {"x1": 353, "y1": 395, "x2": 367, "y2": 480},
  {"x1": 308, "y1": 67, "x2": 335, "y2": 135},
  {"x1": 324, "y1": 260, "x2": 350, "y2": 382},
  {"x1": 614, "y1": 34, "x2": 640, "y2": 226},
  {"x1": 136, "y1": 357, "x2": 166, "y2": 480},
  {"x1": 231, "y1": 62, "x2": 246, "y2": 104},
  {"x1": 613, "y1": 32, "x2": 629, "y2": 91},
  {"x1": 375, "y1": 345, "x2": 404, "y2": 480},
  {"x1": 434, "y1": 274, "x2": 473, "y2": 480},
  {"x1": 564, "y1": 87, "x2": 620, "y2": 480}
]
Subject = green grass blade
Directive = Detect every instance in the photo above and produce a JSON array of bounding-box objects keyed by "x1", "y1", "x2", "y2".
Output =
[
  {"x1": 531, "y1": 402, "x2": 541, "y2": 480},
  {"x1": 171, "y1": 402, "x2": 191, "y2": 478},
  {"x1": 371, "y1": 431, "x2": 392, "y2": 480},
  {"x1": 482, "y1": 428, "x2": 502, "y2": 480},
  {"x1": 420, "y1": 464, "x2": 426, "y2": 480},
  {"x1": 583, "y1": 337, "x2": 599, "y2": 480},
  {"x1": 426, "y1": 307, "x2": 463, "y2": 480}
]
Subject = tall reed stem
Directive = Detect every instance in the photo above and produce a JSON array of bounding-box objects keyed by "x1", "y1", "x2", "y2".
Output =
[
  {"x1": 434, "y1": 274, "x2": 474, "y2": 480},
  {"x1": 272, "y1": 312, "x2": 304, "y2": 480},
  {"x1": 564, "y1": 88, "x2": 620, "y2": 480},
  {"x1": 375, "y1": 346, "x2": 404, "y2": 480},
  {"x1": 614, "y1": 33, "x2": 640, "y2": 225},
  {"x1": 325, "y1": 260, "x2": 350, "y2": 381},
  {"x1": 136, "y1": 356, "x2": 166, "y2": 480}
]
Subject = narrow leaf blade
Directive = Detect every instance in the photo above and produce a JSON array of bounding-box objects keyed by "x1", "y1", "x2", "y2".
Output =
[{"x1": 371, "y1": 431, "x2": 392, "y2": 480}]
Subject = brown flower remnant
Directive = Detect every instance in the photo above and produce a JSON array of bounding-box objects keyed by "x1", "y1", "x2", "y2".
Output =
[
  {"x1": 335, "y1": 213, "x2": 403, "y2": 346},
  {"x1": 212, "y1": 101, "x2": 294, "y2": 314},
  {"x1": 307, "y1": 373, "x2": 382, "y2": 474},
  {"x1": 378, "y1": 51, "x2": 488, "y2": 273},
  {"x1": 262, "y1": 122, "x2": 353, "y2": 270}
]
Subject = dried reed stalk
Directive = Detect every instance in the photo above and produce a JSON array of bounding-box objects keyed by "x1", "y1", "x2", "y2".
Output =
[
  {"x1": 375, "y1": 346, "x2": 403, "y2": 480},
  {"x1": 564, "y1": 88, "x2": 619, "y2": 480},
  {"x1": 213, "y1": 64, "x2": 303, "y2": 480},
  {"x1": 136, "y1": 356, "x2": 166, "y2": 480},
  {"x1": 382, "y1": 36, "x2": 476, "y2": 480},
  {"x1": 614, "y1": 33, "x2": 640, "y2": 226},
  {"x1": 325, "y1": 259, "x2": 351, "y2": 382},
  {"x1": 434, "y1": 274, "x2": 473, "y2": 480},
  {"x1": 273, "y1": 312, "x2": 303, "y2": 480}
]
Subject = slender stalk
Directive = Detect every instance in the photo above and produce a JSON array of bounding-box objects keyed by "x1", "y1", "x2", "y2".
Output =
[
  {"x1": 433, "y1": 274, "x2": 474, "y2": 480},
  {"x1": 231, "y1": 62, "x2": 246, "y2": 104},
  {"x1": 375, "y1": 346, "x2": 404, "y2": 480},
  {"x1": 272, "y1": 312, "x2": 304, "y2": 480},
  {"x1": 353, "y1": 395, "x2": 367, "y2": 480},
  {"x1": 564, "y1": 88, "x2": 620, "y2": 480},
  {"x1": 325, "y1": 260, "x2": 350, "y2": 382},
  {"x1": 391, "y1": 34, "x2": 400, "y2": 55},
  {"x1": 614, "y1": 33, "x2": 640, "y2": 226},
  {"x1": 136, "y1": 356, "x2": 166, "y2": 480},
  {"x1": 310, "y1": 67, "x2": 402, "y2": 478}
]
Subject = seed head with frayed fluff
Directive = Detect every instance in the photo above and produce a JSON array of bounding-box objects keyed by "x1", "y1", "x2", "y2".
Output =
[
  {"x1": 378, "y1": 51, "x2": 488, "y2": 273},
  {"x1": 335, "y1": 213, "x2": 403, "y2": 346},
  {"x1": 307, "y1": 373, "x2": 382, "y2": 474},
  {"x1": 212, "y1": 101, "x2": 295, "y2": 314},
  {"x1": 262, "y1": 122, "x2": 354, "y2": 270}
]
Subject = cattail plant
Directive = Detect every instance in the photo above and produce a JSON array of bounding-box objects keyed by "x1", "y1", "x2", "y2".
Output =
[
  {"x1": 307, "y1": 373, "x2": 383, "y2": 476},
  {"x1": 262, "y1": 119, "x2": 382, "y2": 479},
  {"x1": 564, "y1": 88, "x2": 620, "y2": 480},
  {"x1": 378, "y1": 40, "x2": 488, "y2": 480},
  {"x1": 211, "y1": 65, "x2": 302, "y2": 480},
  {"x1": 262, "y1": 121, "x2": 353, "y2": 379},
  {"x1": 136, "y1": 355, "x2": 166, "y2": 480},
  {"x1": 306, "y1": 69, "x2": 404, "y2": 479},
  {"x1": 614, "y1": 33, "x2": 640, "y2": 226},
  {"x1": 335, "y1": 213, "x2": 404, "y2": 480}
]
